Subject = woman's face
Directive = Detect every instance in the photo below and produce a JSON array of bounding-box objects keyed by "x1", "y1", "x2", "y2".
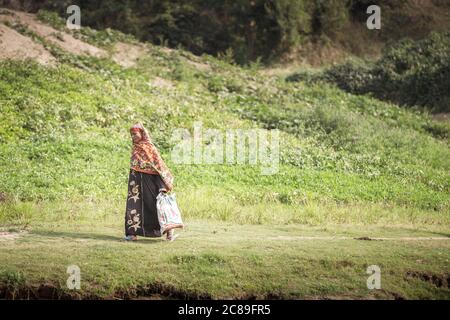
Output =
[{"x1": 131, "y1": 131, "x2": 142, "y2": 143}]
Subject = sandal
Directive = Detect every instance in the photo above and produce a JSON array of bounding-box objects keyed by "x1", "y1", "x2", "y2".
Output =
[
  {"x1": 123, "y1": 235, "x2": 137, "y2": 241},
  {"x1": 166, "y1": 232, "x2": 179, "y2": 242}
]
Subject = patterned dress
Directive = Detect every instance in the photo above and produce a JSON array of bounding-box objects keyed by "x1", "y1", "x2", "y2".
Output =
[{"x1": 124, "y1": 123, "x2": 179, "y2": 237}]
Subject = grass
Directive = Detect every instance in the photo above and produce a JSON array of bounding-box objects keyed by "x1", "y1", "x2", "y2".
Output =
[
  {"x1": 0, "y1": 12, "x2": 449, "y2": 299},
  {"x1": 1, "y1": 196, "x2": 449, "y2": 229},
  {"x1": 1, "y1": 219, "x2": 449, "y2": 299},
  {"x1": 0, "y1": 59, "x2": 448, "y2": 210}
]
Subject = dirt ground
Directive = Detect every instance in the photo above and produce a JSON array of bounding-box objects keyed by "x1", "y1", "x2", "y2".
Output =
[
  {"x1": 0, "y1": 23, "x2": 56, "y2": 65},
  {"x1": 0, "y1": 8, "x2": 149, "y2": 68}
]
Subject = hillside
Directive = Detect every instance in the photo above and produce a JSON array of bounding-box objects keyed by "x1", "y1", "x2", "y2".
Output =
[
  {"x1": 2, "y1": 0, "x2": 450, "y2": 65},
  {"x1": 0, "y1": 9, "x2": 449, "y2": 299}
]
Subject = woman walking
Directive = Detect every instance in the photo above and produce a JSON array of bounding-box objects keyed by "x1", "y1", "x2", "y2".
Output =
[{"x1": 123, "y1": 123, "x2": 181, "y2": 241}]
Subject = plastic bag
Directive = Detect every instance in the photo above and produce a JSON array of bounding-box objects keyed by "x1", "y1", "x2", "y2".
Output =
[{"x1": 156, "y1": 192, "x2": 184, "y2": 234}]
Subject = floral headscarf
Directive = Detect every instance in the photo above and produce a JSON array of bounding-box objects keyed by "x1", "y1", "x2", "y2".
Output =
[{"x1": 130, "y1": 123, "x2": 174, "y2": 191}]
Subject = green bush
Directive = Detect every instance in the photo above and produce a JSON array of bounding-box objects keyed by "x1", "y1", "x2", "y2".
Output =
[
  {"x1": 320, "y1": 62, "x2": 375, "y2": 94},
  {"x1": 288, "y1": 32, "x2": 450, "y2": 112}
]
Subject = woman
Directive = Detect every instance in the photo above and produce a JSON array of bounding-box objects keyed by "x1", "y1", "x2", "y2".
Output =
[{"x1": 123, "y1": 123, "x2": 180, "y2": 241}]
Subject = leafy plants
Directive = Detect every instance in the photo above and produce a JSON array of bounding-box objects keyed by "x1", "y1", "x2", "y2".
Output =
[{"x1": 287, "y1": 32, "x2": 450, "y2": 112}]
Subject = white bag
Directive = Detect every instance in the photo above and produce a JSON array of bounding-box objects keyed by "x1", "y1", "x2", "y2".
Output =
[{"x1": 156, "y1": 192, "x2": 184, "y2": 234}]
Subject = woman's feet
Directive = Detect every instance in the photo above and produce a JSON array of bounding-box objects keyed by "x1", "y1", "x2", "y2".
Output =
[
  {"x1": 123, "y1": 235, "x2": 138, "y2": 241},
  {"x1": 166, "y1": 229, "x2": 179, "y2": 242},
  {"x1": 123, "y1": 232, "x2": 178, "y2": 242}
]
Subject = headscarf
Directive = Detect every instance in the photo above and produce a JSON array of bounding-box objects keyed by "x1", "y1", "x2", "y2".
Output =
[{"x1": 130, "y1": 123, "x2": 174, "y2": 191}]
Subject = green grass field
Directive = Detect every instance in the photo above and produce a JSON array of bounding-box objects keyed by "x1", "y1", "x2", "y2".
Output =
[
  {"x1": 0, "y1": 10, "x2": 449, "y2": 299},
  {"x1": 1, "y1": 218, "x2": 449, "y2": 299}
]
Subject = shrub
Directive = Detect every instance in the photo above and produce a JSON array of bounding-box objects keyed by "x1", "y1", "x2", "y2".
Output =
[
  {"x1": 320, "y1": 62, "x2": 375, "y2": 94},
  {"x1": 287, "y1": 32, "x2": 450, "y2": 112}
]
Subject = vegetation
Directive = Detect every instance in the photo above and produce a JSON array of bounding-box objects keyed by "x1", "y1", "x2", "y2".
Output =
[
  {"x1": 1, "y1": 53, "x2": 448, "y2": 213},
  {"x1": 3, "y1": 0, "x2": 450, "y2": 64},
  {"x1": 0, "y1": 9, "x2": 449, "y2": 299},
  {"x1": 287, "y1": 31, "x2": 450, "y2": 112}
]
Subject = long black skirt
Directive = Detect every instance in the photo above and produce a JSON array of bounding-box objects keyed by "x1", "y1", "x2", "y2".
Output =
[{"x1": 124, "y1": 169, "x2": 166, "y2": 237}]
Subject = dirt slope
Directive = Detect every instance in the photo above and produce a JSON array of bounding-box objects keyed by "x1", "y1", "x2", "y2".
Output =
[
  {"x1": 0, "y1": 22, "x2": 56, "y2": 65},
  {"x1": 0, "y1": 8, "x2": 149, "y2": 67}
]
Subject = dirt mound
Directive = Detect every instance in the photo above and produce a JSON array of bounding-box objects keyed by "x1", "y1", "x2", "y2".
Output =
[
  {"x1": 0, "y1": 10, "x2": 106, "y2": 58},
  {"x1": 186, "y1": 59, "x2": 211, "y2": 72},
  {"x1": 433, "y1": 113, "x2": 450, "y2": 123},
  {"x1": 0, "y1": 23, "x2": 56, "y2": 65},
  {"x1": 0, "y1": 9, "x2": 151, "y2": 68},
  {"x1": 148, "y1": 77, "x2": 174, "y2": 89},
  {"x1": 0, "y1": 192, "x2": 9, "y2": 202},
  {"x1": 112, "y1": 42, "x2": 147, "y2": 68},
  {"x1": 0, "y1": 9, "x2": 208, "y2": 70},
  {"x1": 1, "y1": 9, "x2": 106, "y2": 58}
]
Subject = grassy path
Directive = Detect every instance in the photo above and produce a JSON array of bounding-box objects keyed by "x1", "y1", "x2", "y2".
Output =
[{"x1": 1, "y1": 220, "x2": 449, "y2": 299}]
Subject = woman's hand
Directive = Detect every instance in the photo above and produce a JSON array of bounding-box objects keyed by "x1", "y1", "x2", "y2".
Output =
[
  {"x1": 164, "y1": 181, "x2": 174, "y2": 192},
  {"x1": 159, "y1": 188, "x2": 168, "y2": 193}
]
